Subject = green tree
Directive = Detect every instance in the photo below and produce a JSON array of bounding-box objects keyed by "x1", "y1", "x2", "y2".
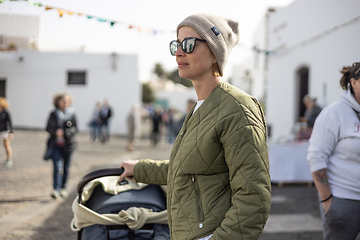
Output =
[
  {"x1": 167, "y1": 69, "x2": 193, "y2": 87},
  {"x1": 142, "y1": 82, "x2": 154, "y2": 103},
  {"x1": 152, "y1": 63, "x2": 167, "y2": 79}
]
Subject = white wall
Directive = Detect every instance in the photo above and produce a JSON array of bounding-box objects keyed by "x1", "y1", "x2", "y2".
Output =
[
  {"x1": 266, "y1": 0, "x2": 360, "y2": 139},
  {"x1": 0, "y1": 50, "x2": 140, "y2": 135},
  {"x1": 251, "y1": 15, "x2": 268, "y2": 101},
  {"x1": 232, "y1": 58, "x2": 254, "y2": 96},
  {"x1": 0, "y1": 13, "x2": 40, "y2": 45}
]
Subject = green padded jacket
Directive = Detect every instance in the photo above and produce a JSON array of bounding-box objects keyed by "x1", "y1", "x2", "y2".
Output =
[{"x1": 134, "y1": 82, "x2": 271, "y2": 240}]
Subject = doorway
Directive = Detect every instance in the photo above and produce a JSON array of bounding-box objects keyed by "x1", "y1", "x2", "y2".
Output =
[
  {"x1": 0, "y1": 79, "x2": 6, "y2": 98},
  {"x1": 296, "y1": 68, "x2": 309, "y2": 121}
]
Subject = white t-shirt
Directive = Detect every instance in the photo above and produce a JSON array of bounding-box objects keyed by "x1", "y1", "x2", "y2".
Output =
[
  {"x1": 193, "y1": 100, "x2": 205, "y2": 113},
  {"x1": 199, "y1": 234, "x2": 213, "y2": 240}
]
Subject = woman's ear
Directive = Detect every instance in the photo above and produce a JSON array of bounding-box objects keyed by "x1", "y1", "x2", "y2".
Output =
[{"x1": 351, "y1": 78, "x2": 358, "y2": 89}]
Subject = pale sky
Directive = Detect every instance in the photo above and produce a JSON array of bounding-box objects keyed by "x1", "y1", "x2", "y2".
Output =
[{"x1": 0, "y1": 0, "x2": 295, "y2": 81}]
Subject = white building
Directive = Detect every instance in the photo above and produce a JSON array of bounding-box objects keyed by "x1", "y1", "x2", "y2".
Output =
[
  {"x1": 0, "y1": 13, "x2": 39, "y2": 50},
  {"x1": 232, "y1": 8, "x2": 275, "y2": 104},
  {"x1": 261, "y1": 0, "x2": 359, "y2": 139},
  {"x1": 0, "y1": 12, "x2": 140, "y2": 136},
  {"x1": 0, "y1": 50, "x2": 140, "y2": 135},
  {"x1": 149, "y1": 79, "x2": 196, "y2": 113}
]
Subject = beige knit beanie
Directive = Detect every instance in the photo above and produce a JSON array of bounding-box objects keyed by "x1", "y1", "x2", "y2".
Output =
[{"x1": 177, "y1": 13, "x2": 240, "y2": 77}]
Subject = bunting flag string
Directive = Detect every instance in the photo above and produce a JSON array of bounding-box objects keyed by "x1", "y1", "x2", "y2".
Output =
[{"x1": 1, "y1": 0, "x2": 174, "y2": 35}]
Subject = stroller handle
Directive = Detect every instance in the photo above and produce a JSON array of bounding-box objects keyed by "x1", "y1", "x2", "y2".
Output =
[{"x1": 77, "y1": 168, "x2": 125, "y2": 195}]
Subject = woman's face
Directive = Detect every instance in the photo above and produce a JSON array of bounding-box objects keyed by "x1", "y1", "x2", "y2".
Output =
[
  {"x1": 64, "y1": 95, "x2": 72, "y2": 108},
  {"x1": 351, "y1": 77, "x2": 360, "y2": 104},
  {"x1": 175, "y1": 27, "x2": 216, "y2": 81}
]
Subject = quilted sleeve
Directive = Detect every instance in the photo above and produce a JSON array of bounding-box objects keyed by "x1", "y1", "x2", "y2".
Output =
[
  {"x1": 134, "y1": 159, "x2": 169, "y2": 185},
  {"x1": 212, "y1": 107, "x2": 271, "y2": 239}
]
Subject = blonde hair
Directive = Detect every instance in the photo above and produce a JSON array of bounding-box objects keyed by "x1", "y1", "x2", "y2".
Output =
[
  {"x1": 63, "y1": 92, "x2": 73, "y2": 105},
  {"x1": 0, "y1": 97, "x2": 9, "y2": 109}
]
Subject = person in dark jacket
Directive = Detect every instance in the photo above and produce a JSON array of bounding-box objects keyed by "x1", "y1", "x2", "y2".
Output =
[
  {"x1": 0, "y1": 97, "x2": 14, "y2": 168},
  {"x1": 302, "y1": 95, "x2": 322, "y2": 128},
  {"x1": 46, "y1": 93, "x2": 77, "y2": 199},
  {"x1": 119, "y1": 14, "x2": 271, "y2": 240},
  {"x1": 99, "y1": 99, "x2": 112, "y2": 142},
  {"x1": 151, "y1": 106, "x2": 162, "y2": 146}
]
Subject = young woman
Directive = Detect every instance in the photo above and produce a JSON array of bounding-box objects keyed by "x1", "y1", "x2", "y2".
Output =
[
  {"x1": 119, "y1": 14, "x2": 271, "y2": 239},
  {"x1": 307, "y1": 62, "x2": 360, "y2": 240},
  {"x1": 0, "y1": 97, "x2": 14, "y2": 168},
  {"x1": 46, "y1": 93, "x2": 77, "y2": 199}
]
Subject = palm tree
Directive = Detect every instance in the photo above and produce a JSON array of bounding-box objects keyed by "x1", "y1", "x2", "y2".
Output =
[
  {"x1": 152, "y1": 63, "x2": 167, "y2": 79},
  {"x1": 142, "y1": 82, "x2": 154, "y2": 104}
]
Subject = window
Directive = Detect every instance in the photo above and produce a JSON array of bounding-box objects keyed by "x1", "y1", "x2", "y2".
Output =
[{"x1": 68, "y1": 71, "x2": 86, "y2": 85}]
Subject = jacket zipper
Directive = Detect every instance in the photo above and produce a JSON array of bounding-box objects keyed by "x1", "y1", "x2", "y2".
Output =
[{"x1": 192, "y1": 174, "x2": 204, "y2": 229}]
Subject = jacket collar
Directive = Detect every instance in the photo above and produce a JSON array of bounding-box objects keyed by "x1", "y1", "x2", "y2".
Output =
[{"x1": 184, "y1": 82, "x2": 226, "y2": 129}]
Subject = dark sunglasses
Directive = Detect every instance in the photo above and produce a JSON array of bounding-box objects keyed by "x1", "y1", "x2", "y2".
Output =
[{"x1": 169, "y1": 37, "x2": 206, "y2": 56}]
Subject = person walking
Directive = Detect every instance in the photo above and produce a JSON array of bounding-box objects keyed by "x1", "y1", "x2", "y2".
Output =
[
  {"x1": 126, "y1": 104, "x2": 141, "y2": 151},
  {"x1": 119, "y1": 14, "x2": 271, "y2": 240},
  {"x1": 89, "y1": 101, "x2": 101, "y2": 142},
  {"x1": 99, "y1": 99, "x2": 112, "y2": 143},
  {"x1": 0, "y1": 97, "x2": 14, "y2": 168},
  {"x1": 151, "y1": 106, "x2": 162, "y2": 146},
  {"x1": 307, "y1": 62, "x2": 360, "y2": 240},
  {"x1": 45, "y1": 93, "x2": 77, "y2": 199}
]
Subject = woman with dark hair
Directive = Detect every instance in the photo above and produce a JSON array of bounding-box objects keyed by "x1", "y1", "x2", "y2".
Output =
[
  {"x1": 0, "y1": 97, "x2": 14, "y2": 168},
  {"x1": 119, "y1": 14, "x2": 271, "y2": 240},
  {"x1": 46, "y1": 93, "x2": 77, "y2": 199},
  {"x1": 307, "y1": 62, "x2": 360, "y2": 240}
]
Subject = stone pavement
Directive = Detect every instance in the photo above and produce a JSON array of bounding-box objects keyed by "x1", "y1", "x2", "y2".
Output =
[{"x1": 0, "y1": 129, "x2": 358, "y2": 240}]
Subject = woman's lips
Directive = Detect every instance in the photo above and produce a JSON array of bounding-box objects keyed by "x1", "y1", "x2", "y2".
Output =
[{"x1": 177, "y1": 61, "x2": 188, "y2": 68}]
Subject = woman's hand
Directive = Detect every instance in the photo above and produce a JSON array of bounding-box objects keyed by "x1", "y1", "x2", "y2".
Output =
[
  {"x1": 119, "y1": 159, "x2": 139, "y2": 182},
  {"x1": 56, "y1": 129, "x2": 64, "y2": 137},
  {"x1": 322, "y1": 196, "x2": 333, "y2": 214}
]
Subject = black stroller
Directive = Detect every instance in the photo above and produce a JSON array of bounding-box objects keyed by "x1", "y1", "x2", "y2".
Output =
[{"x1": 71, "y1": 168, "x2": 170, "y2": 240}]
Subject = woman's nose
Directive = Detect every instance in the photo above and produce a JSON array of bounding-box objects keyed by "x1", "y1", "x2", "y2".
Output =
[{"x1": 175, "y1": 46, "x2": 185, "y2": 56}]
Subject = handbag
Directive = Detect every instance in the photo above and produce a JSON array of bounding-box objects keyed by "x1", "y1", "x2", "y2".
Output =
[{"x1": 43, "y1": 146, "x2": 54, "y2": 161}]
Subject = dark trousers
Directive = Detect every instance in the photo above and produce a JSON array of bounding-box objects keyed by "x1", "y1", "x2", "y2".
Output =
[
  {"x1": 52, "y1": 146, "x2": 72, "y2": 191},
  {"x1": 320, "y1": 196, "x2": 360, "y2": 240}
]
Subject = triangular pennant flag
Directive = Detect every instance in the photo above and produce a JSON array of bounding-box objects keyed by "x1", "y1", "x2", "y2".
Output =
[
  {"x1": 45, "y1": 6, "x2": 53, "y2": 10},
  {"x1": 87, "y1": 16, "x2": 93, "y2": 19},
  {"x1": 57, "y1": 9, "x2": 66, "y2": 17},
  {"x1": 97, "y1": 18, "x2": 107, "y2": 22},
  {"x1": 129, "y1": 25, "x2": 134, "y2": 29},
  {"x1": 110, "y1": 21, "x2": 115, "y2": 27},
  {"x1": 67, "y1": 11, "x2": 75, "y2": 15}
]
